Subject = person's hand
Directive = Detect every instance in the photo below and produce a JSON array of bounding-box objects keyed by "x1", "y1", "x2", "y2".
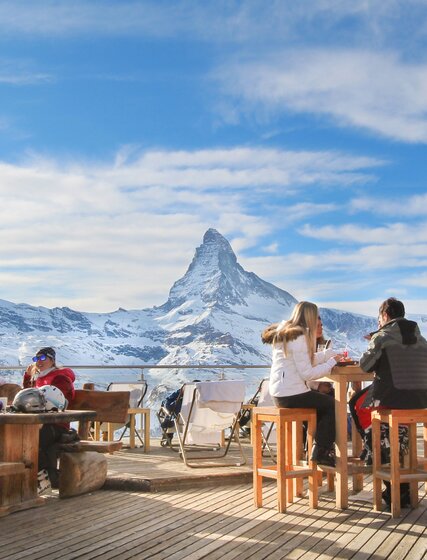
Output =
[{"x1": 334, "y1": 353, "x2": 345, "y2": 362}]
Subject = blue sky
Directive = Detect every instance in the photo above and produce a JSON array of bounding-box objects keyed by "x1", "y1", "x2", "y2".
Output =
[{"x1": 1, "y1": 1, "x2": 427, "y2": 316}]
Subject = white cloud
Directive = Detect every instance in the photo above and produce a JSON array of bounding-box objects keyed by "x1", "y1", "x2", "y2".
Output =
[
  {"x1": 352, "y1": 193, "x2": 427, "y2": 216},
  {"x1": 0, "y1": 145, "x2": 378, "y2": 311},
  {"x1": 404, "y1": 272, "x2": 427, "y2": 288},
  {"x1": 0, "y1": 1, "x2": 423, "y2": 46},
  {"x1": 0, "y1": 58, "x2": 52, "y2": 84},
  {"x1": 240, "y1": 243, "x2": 427, "y2": 294},
  {"x1": 300, "y1": 222, "x2": 427, "y2": 244},
  {"x1": 215, "y1": 48, "x2": 427, "y2": 143}
]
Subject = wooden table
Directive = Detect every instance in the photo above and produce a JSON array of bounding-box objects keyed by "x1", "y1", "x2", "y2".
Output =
[
  {"x1": 0, "y1": 410, "x2": 96, "y2": 517},
  {"x1": 322, "y1": 364, "x2": 373, "y2": 509}
]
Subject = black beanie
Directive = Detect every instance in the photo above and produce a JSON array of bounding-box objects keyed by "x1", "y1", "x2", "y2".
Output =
[{"x1": 36, "y1": 347, "x2": 56, "y2": 361}]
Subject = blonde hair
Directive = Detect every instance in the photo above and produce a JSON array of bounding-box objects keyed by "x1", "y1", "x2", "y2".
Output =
[{"x1": 261, "y1": 301, "x2": 319, "y2": 363}]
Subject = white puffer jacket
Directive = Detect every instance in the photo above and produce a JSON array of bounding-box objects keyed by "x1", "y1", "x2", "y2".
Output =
[{"x1": 269, "y1": 332, "x2": 337, "y2": 398}]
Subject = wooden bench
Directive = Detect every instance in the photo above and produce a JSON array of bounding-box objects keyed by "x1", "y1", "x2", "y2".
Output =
[
  {"x1": 0, "y1": 383, "x2": 22, "y2": 404},
  {"x1": 57, "y1": 389, "x2": 130, "y2": 497},
  {"x1": 67, "y1": 389, "x2": 130, "y2": 452}
]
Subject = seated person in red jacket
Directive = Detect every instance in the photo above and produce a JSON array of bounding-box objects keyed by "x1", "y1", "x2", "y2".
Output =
[{"x1": 23, "y1": 347, "x2": 76, "y2": 488}]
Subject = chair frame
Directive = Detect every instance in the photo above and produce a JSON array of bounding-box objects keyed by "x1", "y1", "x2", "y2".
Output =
[
  {"x1": 173, "y1": 382, "x2": 247, "y2": 468},
  {"x1": 105, "y1": 381, "x2": 148, "y2": 448},
  {"x1": 372, "y1": 408, "x2": 427, "y2": 518}
]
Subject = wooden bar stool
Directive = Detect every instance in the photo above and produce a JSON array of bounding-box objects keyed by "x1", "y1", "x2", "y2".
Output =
[
  {"x1": 372, "y1": 408, "x2": 427, "y2": 518},
  {"x1": 253, "y1": 406, "x2": 318, "y2": 513}
]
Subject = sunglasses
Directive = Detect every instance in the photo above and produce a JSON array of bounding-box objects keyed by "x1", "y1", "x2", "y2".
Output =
[{"x1": 32, "y1": 354, "x2": 50, "y2": 362}]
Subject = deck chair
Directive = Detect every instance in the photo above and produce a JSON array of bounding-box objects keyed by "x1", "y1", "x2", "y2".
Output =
[
  {"x1": 238, "y1": 382, "x2": 262, "y2": 439},
  {"x1": 99, "y1": 381, "x2": 148, "y2": 448},
  {"x1": 174, "y1": 380, "x2": 247, "y2": 468}
]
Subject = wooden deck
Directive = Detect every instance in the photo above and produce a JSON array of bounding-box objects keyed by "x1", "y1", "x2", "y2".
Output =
[
  {"x1": 104, "y1": 437, "x2": 253, "y2": 491},
  {"x1": 0, "y1": 439, "x2": 426, "y2": 559}
]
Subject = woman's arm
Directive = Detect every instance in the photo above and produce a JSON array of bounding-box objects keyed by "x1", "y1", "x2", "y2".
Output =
[
  {"x1": 313, "y1": 347, "x2": 335, "y2": 365},
  {"x1": 292, "y1": 337, "x2": 339, "y2": 381}
]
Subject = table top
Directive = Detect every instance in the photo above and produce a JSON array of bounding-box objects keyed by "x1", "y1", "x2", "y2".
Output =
[
  {"x1": 324, "y1": 363, "x2": 374, "y2": 382},
  {"x1": 0, "y1": 409, "x2": 96, "y2": 425}
]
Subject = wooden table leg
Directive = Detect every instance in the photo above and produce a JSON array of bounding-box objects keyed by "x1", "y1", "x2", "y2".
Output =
[
  {"x1": 143, "y1": 410, "x2": 150, "y2": 453},
  {"x1": 129, "y1": 413, "x2": 136, "y2": 449},
  {"x1": 351, "y1": 381, "x2": 364, "y2": 493},
  {"x1": 0, "y1": 424, "x2": 45, "y2": 516},
  {"x1": 335, "y1": 379, "x2": 349, "y2": 509}
]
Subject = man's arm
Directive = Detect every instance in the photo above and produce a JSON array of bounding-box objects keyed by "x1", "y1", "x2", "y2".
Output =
[{"x1": 359, "y1": 333, "x2": 384, "y2": 373}]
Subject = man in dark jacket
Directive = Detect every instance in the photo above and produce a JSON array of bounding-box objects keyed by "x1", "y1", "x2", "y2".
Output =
[
  {"x1": 350, "y1": 297, "x2": 427, "y2": 507},
  {"x1": 360, "y1": 297, "x2": 427, "y2": 409}
]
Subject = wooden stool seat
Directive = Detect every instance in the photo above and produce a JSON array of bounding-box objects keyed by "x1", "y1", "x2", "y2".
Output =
[
  {"x1": 372, "y1": 408, "x2": 427, "y2": 518},
  {"x1": 253, "y1": 406, "x2": 318, "y2": 513}
]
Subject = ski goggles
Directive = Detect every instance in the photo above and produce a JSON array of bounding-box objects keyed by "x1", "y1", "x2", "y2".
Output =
[{"x1": 32, "y1": 354, "x2": 50, "y2": 362}]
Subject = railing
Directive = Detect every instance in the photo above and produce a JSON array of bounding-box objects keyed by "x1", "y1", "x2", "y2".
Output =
[
  {"x1": 0, "y1": 363, "x2": 270, "y2": 389},
  {"x1": 0, "y1": 364, "x2": 271, "y2": 435},
  {"x1": 0, "y1": 363, "x2": 269, "y2": 374}
]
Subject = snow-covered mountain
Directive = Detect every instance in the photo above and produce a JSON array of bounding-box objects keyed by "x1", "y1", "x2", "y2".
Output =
[{"x1": 1, "y1": 228, "x2": 424, "y2": 410}]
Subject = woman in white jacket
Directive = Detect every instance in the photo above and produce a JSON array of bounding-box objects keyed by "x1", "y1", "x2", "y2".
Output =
[{"x1": 261, "y1": 301, "x2": 343, "y2": 466}]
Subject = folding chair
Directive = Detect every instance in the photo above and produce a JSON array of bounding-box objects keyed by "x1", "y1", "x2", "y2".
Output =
[
  {"x1": 238, "y1": 381, "x2": 262, "y2": 439},
  {"x1": 98, "y1": 380, "x2": 149, "y2": 449},
  {"x1": 174, "y1": 380, "x2": 247, "y2": 468}
]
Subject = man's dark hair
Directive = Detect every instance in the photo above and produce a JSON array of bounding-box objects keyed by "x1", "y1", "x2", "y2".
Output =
[{"x1": 379, "y1": 297, "x2": 405, "y2": 319}]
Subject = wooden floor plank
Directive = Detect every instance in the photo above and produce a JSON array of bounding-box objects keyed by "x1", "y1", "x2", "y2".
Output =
[
  {"x1": 194, "y1": 489, "x2": 326, "y2": 560},
  {"x1": 0, "y1": 434, "x2": 426, "y2": 560},
  {"x1": 362, "y1": 505, "x2": 427, "y2": 560},
  {"x1": 19, "y1": 487, "x2": 237, "y2": 560},
  {"x1": 401, "y1": 528, "x2": 427, "y2": 560},
  {"x1": 1, "y1": 489, "x2": 209, "y2": 559},
  {"x1": 0, "y1": 486, "x2": 426, "y2": 560},
  {"x1": 82, "y1": 485, "x2": 264, "y2": 560},
  {"x1": 52, "y1": 486, "x2": 251, "y2": 560},
  {"x1": 148, "y1": 486, "x2": 284, "y2": 560}
]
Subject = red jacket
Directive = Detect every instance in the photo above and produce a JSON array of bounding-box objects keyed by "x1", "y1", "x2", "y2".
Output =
[{"x1": 23, "y1": 367, "x2": 76, "y2": 407}]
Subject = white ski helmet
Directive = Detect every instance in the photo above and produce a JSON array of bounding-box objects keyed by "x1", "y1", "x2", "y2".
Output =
[
  {"x1": 39, "y1": 385, "x2": 67, "y2": 411},
  {"x1": 12, "y1": 388, "x2": 46, "y2": 413}
]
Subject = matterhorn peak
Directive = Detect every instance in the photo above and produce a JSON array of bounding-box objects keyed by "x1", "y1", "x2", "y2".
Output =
[
  {"x1": 202, "y1": 228, "x2": 235, "y2": 254},
  {"x1": 195, "y1": 228, "x2": 237, "y2": 271},
  {"x1": 162, "y1": 229, "x2": 296, "y2": 311}
]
